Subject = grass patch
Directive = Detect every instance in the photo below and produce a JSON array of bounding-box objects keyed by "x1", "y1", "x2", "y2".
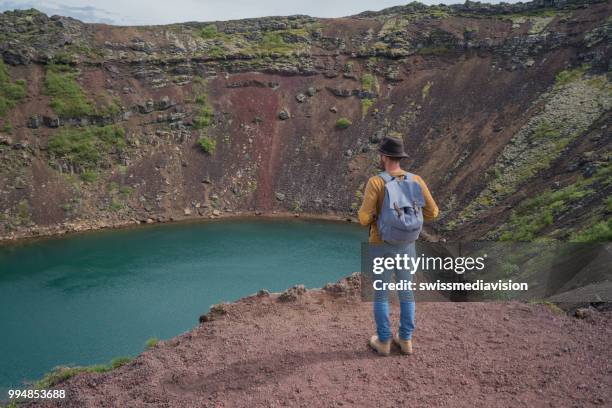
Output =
[
  {"x1": 80, "y1": 169, "x2": 97, "y2": 183},
  {"x1": 259, "y1": 31, "x2": 294, "y2": 53},
  {"x1": 361, "y1": 73, "x2": 375, "y2": 92},
  {"x1": 335, "y1": 117, "x2": 352, "y2": 129},
  {"x1": 247, "y1": 28, "x2": 311, "y2": 55},
  {"x1": 36, "y1": 356, "x2": 133, "y2": 388},
  {"x1": 119, "y1": 185, "x2": 133, "y2": 197},
  {"x1": 570, "y1": 219, "x2": 612, "y2": 243},
  {"x1": 199, "y1": 24, "x2": 219, "y2": 39},
  {"x1": 499, "y1": 181, "x2": 594, "y2": 242},
  {"x1": 496, "y1": 164, "x2": 611, "y2": 242},
  {"x1": 193, "y1": 94, "x2": 214, "y2": 129},
  {"x1": 44, "y1": 64, "x2": 95, "y2": 117},
  {"x1": 361, "y1": 98, "x2": 374, "y2": 118},
  {"x1": 16, "y1": 199, "x2": 30, "y2": 226},
  {"x1": 109, "y1": 198, "x2": 123, "y2": 212},
  {"x1": 145, "y1": 337, "x2": 159, "y2": 349},
  {"x1": 554, "y1": 64, "x2": 591, "y2": 88},
  {"x1": 208, "y1": 46, "x2": 226, "y2": 58},
  {"x1": 531, "y1": 120, "x2": 560, "y2": 139},
  {"x1": 530, "y1": 300, "x2": 565, "y2": 315},
  {"x1": 422, "y1": 81, "x2": 433, "y2": 100},
  {"x1": 197, "y1": 135, "x2": 216, "y2": 154},
  {"x1": 48, "y1": 126, "x2": 126, "y2": 172},
  {"x1": 0, "y1": 59, "x2": 27, "y2": 117}
]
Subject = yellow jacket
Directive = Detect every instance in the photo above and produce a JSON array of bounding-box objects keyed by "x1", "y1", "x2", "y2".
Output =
[{"x1": 358, "y1": 170, "x2": 439, "y2": 243}]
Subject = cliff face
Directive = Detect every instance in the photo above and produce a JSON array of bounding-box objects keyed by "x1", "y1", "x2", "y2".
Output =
[{"x1": 0, "y1": 0, "x2": 610, "y2": 241}]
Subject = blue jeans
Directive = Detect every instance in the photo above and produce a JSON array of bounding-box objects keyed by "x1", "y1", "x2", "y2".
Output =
[{"x1": 372, "y1": 242, "x2": 416, "y2": 342}]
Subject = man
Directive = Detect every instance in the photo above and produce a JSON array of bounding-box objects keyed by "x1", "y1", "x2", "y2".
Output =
[{"x1": 358, "y1": 135, "x2": 439, "y2": 356}]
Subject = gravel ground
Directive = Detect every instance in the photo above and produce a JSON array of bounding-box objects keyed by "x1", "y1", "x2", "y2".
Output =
[{"x1": 26, "y1": 278, "x2": 612, "y2": 408}]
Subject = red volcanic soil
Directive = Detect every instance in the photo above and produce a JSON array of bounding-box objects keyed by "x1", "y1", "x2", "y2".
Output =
[{"x1": 26, "y1": 277, "x2": 612, "y2": 408}]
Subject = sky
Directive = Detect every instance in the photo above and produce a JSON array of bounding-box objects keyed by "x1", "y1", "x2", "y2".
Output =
[{"x1": 0, "y1": 0, "x2": 521, "y2": 25}]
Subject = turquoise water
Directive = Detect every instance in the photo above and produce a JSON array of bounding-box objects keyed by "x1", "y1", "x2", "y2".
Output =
[{"x1": 0, "y1": 219, "x2": 365, "y2": 395}]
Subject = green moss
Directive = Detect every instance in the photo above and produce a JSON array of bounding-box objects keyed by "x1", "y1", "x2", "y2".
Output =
[
  {"x1": 208, "y1": 46, "x2": 226, "y2": 58},
  {"x1": 102, "y1": 97, "x2": 122, "y2": 117},
  {"x1": 36, "y1": 357, "x2": 132, "y2": 388},
  {"x1": 108, "y1": 181, "x2": 119, "y2": 192},
  {"x1": 145, "y1": 337, "x2": 159, "y2": 348},
  {"x1": 51, "y1": 51, "x2": 77, "y2": 65},
  {"x1": 199, "y1": 24, "x2": 219, "y2": 39},
  {"x1": 530, "y1": 300, "x2": 565, "y2": 315},
  {"x1": 428, "y1": 8, "x2": 450, "y2": 19},
  {"x1": 110, "y1": 356, "x2": 133, "y2": 369},
  {"x1": 570, "y1": 219, "x2": 612, "y2": 242},
  {"x1": 498, "y1": 176, "x2": 599, "y2": 242},
  {"x1": 80, "y1": 170, "x2": 97, "y2": 183},
  {"x1": 259, "y1": 31, "x2": 293, "y2": 53},
  {"x1": 0, "y1": 59, "x2": 27, "y2": 117},
  {"x1": 361, "y1": 74, "x2": 374, "y2": 92},
  {"x1": 44, "y1": 64, "x2": 94, "y2": 117},
  {"x1": 16, "y1": 199, "x2": 30, "y2": 225},
  {"x1": 197, "y1": 135, "x2": 216, "y2": 154},
  {"x1": 335, "y1": 117, "x2": 352, "y2": 129},
  {"x1": 361, "y1": 98, "x2": 374, "y2": 118},
  {"x1": 47, "y1": 126, "x2": 126, "y2": 171},
  {"x1": 109, "y1": 198, "x2": 123, "y2": 212},
  {"x1": 555, "y1": 64, "x2": 591, "y2": 88},
  {"x1": 605, "y1": 196, "x2": 612, "y2": 212},
  {"x1": 453, "y1": 72, "x2": 610, "y2": 231},
  {"x1": 119, "y1": 186, "x2": 133, "y2": 197},
  {"x1": 237, "y1": 26, "x2": 313, "y2": 56},
  {"x1": 422, "y1": 81, "x2": 433, "y2": 100},
  {"x1": 496, "y1": 8, "x2": 559, "y2": 21},
  {"x1": 531, "y1": 120, "x2": 560, "y2": 139},
  {"x1": 193, "y1": 93, "x2": 214, "y2": 129}
]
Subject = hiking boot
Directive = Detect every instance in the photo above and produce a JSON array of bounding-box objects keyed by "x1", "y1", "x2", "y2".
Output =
[
  {"x1": 393, "y1": 334, "x2": 413, "y2": 355},
  {"x1": 368, "y1": 335, "x2": 391, "y2": 356}
]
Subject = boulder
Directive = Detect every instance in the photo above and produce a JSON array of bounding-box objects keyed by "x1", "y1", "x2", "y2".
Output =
[
  {"x1": 157, "y1": 96, "x2": 175, "y2": 110},
  {"x1": 575, "y1": 308, "x2": 592, "y2": 319},
  {"x1": 27, "y1": 115, "x2": 41, "y2": 129},
  {"x1": 0, "y1": 135, "x2": 13, "y2": 145},
  {"x1": 278, "y1": 284, "x2": 306, "y2": 302},
  {"x1": 278, "y1": 109, "x2": 290, "y2": 120},
  {"x1": 43, "y1": 116, "x2": 60, "y2": 128},
  {"x1": 295, "y1": 93, "x2": 306, "y2": 103},
  {"x1": 369, "y1": 130, "x2": 384, "y2": 144}
]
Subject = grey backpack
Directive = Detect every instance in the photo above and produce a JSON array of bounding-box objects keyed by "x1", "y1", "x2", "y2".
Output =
[{"x1": 376, "y1": 171, "x2": 425, "y2": 244}]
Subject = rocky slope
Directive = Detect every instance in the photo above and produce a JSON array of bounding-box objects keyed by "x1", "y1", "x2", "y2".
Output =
[
  {"x1": 0, "y1": 0, "x2": 610, "y2": 241},
  {"x1": 23, "y1": 276, "x2": 612, "y2": 407}
]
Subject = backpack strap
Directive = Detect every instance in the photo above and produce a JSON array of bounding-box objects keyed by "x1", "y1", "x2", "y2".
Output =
[
  {"x1": 403, "y1": 171, "x2": 415, "y2": 181},
  {"x1": 379, "y1": 171, "x2": 409, "y2": 184},
  {"x1": 378, "y1": 171, "x2": 394, "y2": 184}
]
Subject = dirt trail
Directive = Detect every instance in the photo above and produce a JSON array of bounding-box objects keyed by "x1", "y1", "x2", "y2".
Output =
[{"x1": 27, "y1": 279, "x2": 612, "y2": 408}]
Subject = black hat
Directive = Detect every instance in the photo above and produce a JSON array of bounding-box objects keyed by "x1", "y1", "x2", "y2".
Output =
[{"x1": 377, "y1": 135, "x2": 408, "y2": 158}]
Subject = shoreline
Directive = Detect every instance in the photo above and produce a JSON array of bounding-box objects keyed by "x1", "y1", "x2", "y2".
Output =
[{"x1": 0, "y1": 211, "x2": 358, "y2": 246}]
